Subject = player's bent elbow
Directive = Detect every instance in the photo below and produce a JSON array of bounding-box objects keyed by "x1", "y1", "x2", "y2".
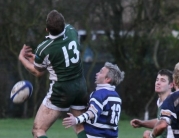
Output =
[
  {"x1": 156, "y1": 120, "x2": 168, "y2": 132},
  {"x1": 32, "y1": 71, "x2": 44, "y2": 77},
  {"x1": 161, "y1": 121, "x2": 168, "y2": 129}
]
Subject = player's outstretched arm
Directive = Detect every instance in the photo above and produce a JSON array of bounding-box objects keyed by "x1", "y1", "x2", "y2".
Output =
[
  {"x1": 19, "y1": 44, "x2": 45, "y2": 77},
  {"x1": 63, "y1": 108, "x2": 95, "y2": 128},
  {"x1": 130, "y1": 118, "x2": 157, "y2": 129},
  {"x1": 142, "y1": 119, "x2": 168, "y2": 138}
]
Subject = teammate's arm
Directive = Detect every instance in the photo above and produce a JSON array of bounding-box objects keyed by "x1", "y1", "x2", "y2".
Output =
[
  {"x1": 63, "y1": 105, "x2": 97, "y2": 128},
  {"x1": 143, "y1": 119, "x2": 168, "y2": 138},
  {"x1": 19, "y1": 44, "x2": 45, "y2": 77},
  {"x1": 130, "y1": 118, "x2": 157, "y2": 129},
  {"x1": 144, "y1": 95, "x2": 173, "y2": 138}
]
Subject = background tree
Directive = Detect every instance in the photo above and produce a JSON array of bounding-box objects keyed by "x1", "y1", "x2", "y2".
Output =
[
  {"x1": 83, "y1": 0, "x2": 179, "y2": 118},
  {"x1": 0, "y1": 0, "x2": 179, "y2": 119}
]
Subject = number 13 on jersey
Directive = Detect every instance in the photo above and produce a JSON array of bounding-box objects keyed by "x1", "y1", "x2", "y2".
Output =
[
  {"x1": 110, "y1": 104, "x2": 121, "y2": 125},
  {"x1": 62, "y1": 41, "x2": 80, "y2": 67}
]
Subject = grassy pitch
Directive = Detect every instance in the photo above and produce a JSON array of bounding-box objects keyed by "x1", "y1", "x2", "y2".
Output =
[{"x1": 0, "y1": 119, "x2": 146, "y2": 138}]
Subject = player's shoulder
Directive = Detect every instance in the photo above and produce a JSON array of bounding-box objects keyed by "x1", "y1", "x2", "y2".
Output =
[
  {"x1": 170, "y1": 91, "x2": 179, "y2": 97},
  {"x1": 91, "y1": 89, "x2": 104, "y2": 99},
  {"x1": 96, "y1": 88, "x2": 118, "y2": 94},
  {"x1": 94, "y1": 89, "x2": 119, "y2": 99},
  {"x1": 65, "y1": 24, "x2": 77, "y2": 34},
  {"x1": 94, "y1": 89, "x2": 109, "y2": 94},
  {"x1": 35, "y1": 39, "x2": 53, "y2": 55},
  {"x1": 164, "y1": 91, "x2": 179, "y2": 104},
  {"x1": 65, "y1": 24, "x2": 75, "y2": 29}
]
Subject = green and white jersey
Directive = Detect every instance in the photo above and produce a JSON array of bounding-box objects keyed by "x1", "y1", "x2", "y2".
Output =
[
  {"x1": 157, "y1": 98, "x2": 174, "y2": 138},
  {"x1": 34, "y1": 24, "x2": 83, "y2": 82}
]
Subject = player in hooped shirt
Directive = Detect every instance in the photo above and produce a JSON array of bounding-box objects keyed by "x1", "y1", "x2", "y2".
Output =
[
  {"x1": 143, "y1": 62, "x2": 179, "y2": 138},
  {"x1": 63, "y1": 62, "x2": 125, "y2": 138}
]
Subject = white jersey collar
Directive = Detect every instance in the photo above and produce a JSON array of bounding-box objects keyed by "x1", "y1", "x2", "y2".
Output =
[
  {"x1": 45, "y1": 28, "x2": 65, "y2": 39},
  {"x1": 157, "y1": 98, "x2": 163, "y2": 107},
  {"x1": 96, "y1": 84, "x2": 115, "y2": 91}
]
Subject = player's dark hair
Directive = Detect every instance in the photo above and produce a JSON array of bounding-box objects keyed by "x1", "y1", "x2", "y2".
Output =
[
  {"x1": 158, "y1": 69, "x2": 173, "y2": 83},
  {"x1": 46, "y1": 10, "x2": 65, "y2": 35}
]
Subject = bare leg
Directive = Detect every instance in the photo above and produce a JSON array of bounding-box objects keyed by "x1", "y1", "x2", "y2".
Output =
[
  {"x1": 32, "y1": 104, "x2": 61, "y2": 138},
  {"x1": 70, "y1": 108, "x2": 86, "y2": 134}
]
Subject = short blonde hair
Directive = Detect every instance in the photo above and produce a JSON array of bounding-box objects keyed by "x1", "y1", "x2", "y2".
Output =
[
  {"x1": 104, "y1": 62, "x2": 125, "y2": 86},
  {"x1": 173, "y1": 62, "x2": 179, "y2": 87}
]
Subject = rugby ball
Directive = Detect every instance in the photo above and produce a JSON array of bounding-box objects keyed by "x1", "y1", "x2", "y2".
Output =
[{"x1": 10, "y1": 80, "x2": 33, "y2": 104}]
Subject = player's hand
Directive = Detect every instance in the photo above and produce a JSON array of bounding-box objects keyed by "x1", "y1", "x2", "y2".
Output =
[
  {"x1": 26, "y1": 52, "x2": 35, "y2": 64},
  {"x1": 62, "y1": 113, "x2": 77, "y2": 128},
  {"x1": 143, "y1": 130, "x2": 151, "y2": 138},
  {"x1": 130, "y1": 119, "x2": 142, "y2": 128},
  {"x1": 19, "y1": 44, "x2": 33, "y2": 61}
]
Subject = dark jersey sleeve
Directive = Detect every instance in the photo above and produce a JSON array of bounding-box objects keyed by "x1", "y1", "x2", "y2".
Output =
[{"x1": 160, "y1": 94, "x2": 177, "y2": 125}]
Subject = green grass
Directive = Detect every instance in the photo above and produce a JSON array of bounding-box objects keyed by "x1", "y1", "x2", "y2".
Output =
[{"x1": 0, "y1": 119, "x2": 147, "y2": 138}]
